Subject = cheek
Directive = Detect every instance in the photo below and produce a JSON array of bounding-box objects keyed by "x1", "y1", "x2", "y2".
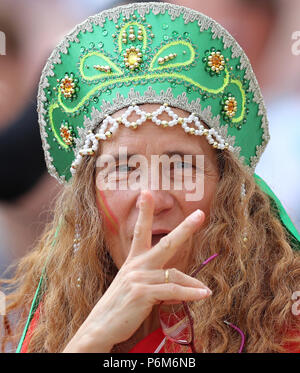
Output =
[
  {"x1": 95, "y1": 188, "x2": 119, "y2": 235},
  {"x1": 95, "y1": 188, "x2": 133, "y2": 267},
  {"x1": 178, "y1": 175, "x2": 218, "y2": 220},
  {"x1": 201, "y1": 176, "x2": 218, "y2": 215}
]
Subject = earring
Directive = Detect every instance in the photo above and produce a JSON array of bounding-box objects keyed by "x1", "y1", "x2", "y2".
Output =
[
  {"x1": 241, "y1": 182, "x2": 246, "y2": 200},
  {"x1": 76, "y1": 276, "x2": 82, "y2": 288},
  {"x1": 73, "y1": 221, "x2": 81, "y2": 253}
]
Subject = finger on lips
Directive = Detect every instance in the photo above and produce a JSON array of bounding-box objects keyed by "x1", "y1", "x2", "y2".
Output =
[{"x1": 144, "y1": 209, "x2": 205, "y2": 267}]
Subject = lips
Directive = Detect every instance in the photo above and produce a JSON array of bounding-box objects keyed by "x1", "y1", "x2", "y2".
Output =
[
  {"x1": 131, "y1": 229, "x2": 171, "y2": 247},
  {"x1": 151, "y1": 230, "x2": 170, "y2": 247}
]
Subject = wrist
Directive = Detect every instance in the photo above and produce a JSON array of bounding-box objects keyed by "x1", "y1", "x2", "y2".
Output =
[{"x1": 63, "y1": 323, "x2": 113, "y2": 353}]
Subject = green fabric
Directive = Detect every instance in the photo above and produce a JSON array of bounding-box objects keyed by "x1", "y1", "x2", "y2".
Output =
[
  {"x1": 254, "y1": 174, "x2": 300, "y2": 252},
  {"x1": 39, "y1": 3, "x2": 268, "y2": 183}
]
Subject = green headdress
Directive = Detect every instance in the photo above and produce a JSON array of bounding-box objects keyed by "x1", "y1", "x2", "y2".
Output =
[{"x1": 37, "y1": 2, "x2": 298, "y2": 243}]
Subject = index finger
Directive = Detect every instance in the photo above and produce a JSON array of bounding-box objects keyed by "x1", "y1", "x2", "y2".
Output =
[
  {"x1": 143, "y1": 209, "x2": 205, "y2": 268},
  {"x1": 127, "y1": 190, "x2": 154, "y2": 259}
]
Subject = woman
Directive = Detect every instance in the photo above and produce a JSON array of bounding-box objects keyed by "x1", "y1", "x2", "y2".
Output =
[{"x1": 1, "y1": 2, "x2": 300, "y2": 353}]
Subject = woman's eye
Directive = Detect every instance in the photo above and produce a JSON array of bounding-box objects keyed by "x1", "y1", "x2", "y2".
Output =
[
  {"x1": 116, "y1": 164, "x2": 134, "y2": 172},
  {"x1": 174, "y1": 162, "x2": 193, "y2": 169}
]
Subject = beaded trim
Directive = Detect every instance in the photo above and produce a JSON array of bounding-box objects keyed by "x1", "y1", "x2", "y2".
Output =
[
  {"x1": 70, "y1": 103, "x2": 233, "y2": 174},
  {"x1": 76, "y1": 86, "x2": 244, "y2": 173}
]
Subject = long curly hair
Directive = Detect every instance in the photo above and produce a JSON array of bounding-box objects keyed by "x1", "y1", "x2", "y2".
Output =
[{"x1": 1, "y1": 144, "x2": 300, "y2": 353}]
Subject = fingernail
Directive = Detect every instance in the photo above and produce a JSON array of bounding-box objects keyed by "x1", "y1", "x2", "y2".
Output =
[
  {"x1": 141, "y1": 190, "x2": 148, "y2": 203},
  {"x1": 189, "y1": 209, "x2": 203, "y2": 222},
  {"x1": 198, "y1": 289, "x2": 210, "y2": 296},
  {"x1": 139, "y1": 192, "x2": 146, "y2": 208}
]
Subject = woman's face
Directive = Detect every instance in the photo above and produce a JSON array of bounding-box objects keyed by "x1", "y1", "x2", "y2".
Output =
[{"x1": 95, "y1": 104, "x2": 219, "y2": 271}]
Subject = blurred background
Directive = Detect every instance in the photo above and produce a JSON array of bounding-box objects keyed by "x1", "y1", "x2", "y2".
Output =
[{"x1": 0, "y1": 0, "x2": 299, "y2": 279}]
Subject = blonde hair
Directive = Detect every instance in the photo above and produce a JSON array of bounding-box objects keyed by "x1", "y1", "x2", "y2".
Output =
[{"x1": 1, "y1": 147, "x2": 300, "y2": 353}]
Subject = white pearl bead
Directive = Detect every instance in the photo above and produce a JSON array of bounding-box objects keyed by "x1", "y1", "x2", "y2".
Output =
[{"x1": 216, "y1": 135, "x2": 222, "y2": 142}]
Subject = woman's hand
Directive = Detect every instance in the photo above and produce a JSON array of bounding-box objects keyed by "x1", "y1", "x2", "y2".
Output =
[{"x1": 63, "y1": 190, "x2": 212, "y2": 352}]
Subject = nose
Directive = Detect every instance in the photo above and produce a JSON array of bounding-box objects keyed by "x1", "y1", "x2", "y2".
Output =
[{"x1": 136, "y1": 190, "x2": 174, "y2": 216}]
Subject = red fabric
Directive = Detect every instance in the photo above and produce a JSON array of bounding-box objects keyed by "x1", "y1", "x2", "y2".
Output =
[
  {"x1": 20, "y1": 304, "x2": 299, "y2": 353},
  {"x1": 282, "y1": 330, "x2": 300, "y2": 353},
  {"x1": 129, "y1": 327, "x2": 192, "y2": 353},
  {"x1": 129, "y1": 327, "x2": 300, "y2": 353},
  {"x1": 20, "y1": 303, "x2": 42, "y2": 353},
  {"x1": 129, "y1": 327, "x2": 166, "y2": 353}
]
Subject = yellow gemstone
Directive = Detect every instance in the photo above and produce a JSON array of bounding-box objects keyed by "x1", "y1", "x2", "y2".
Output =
[{"x1": 128, "y1": 51, "x2": 138, "y2": 65}]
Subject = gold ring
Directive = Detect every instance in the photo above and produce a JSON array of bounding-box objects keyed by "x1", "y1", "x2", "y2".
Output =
[{"x1": 164, "y1": 269, "x2": 169, "y2": 283}]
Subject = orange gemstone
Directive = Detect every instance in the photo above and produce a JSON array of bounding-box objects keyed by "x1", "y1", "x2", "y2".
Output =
[
  {"x1": 211, "y1": 55, "x2": 222, "y2": 68},
  {"x1": 63, "y1": 79, "x2": 73, "y2": 91},
  {"x1": 227, "y1": 100, "x2": 235, "y2": 112}
]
